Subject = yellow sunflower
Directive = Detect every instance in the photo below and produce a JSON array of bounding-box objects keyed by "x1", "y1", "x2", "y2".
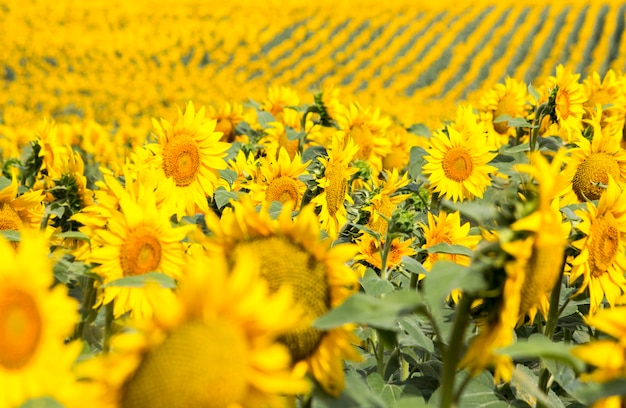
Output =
[
  {"x1": 207, "y1": 101, "x2": 249, "y2": 143},
  {"x1": 0, "y1": 231, "x2": 94, "y2": 407},
  {"x1": 334, "y1": 102, "x2": 392, "y2": 174},
  {"x1": 81, "y1": 249, "x2": 310, "y2": 408},
  {"x1": 150, "y1": 101, "x2": 230, "y2": 218},
  {"x1": 560, "y1": 112, "x2": 626, "y2": 204},
  {"x1": 570, "y1": 177, "x2": 626, "y2": 315},
  {"x1": 583, "y1": 70, "x2": 626, "y2": 138},
  {"x1": 88, "y1": 174, "x2": 192, "y2": 319},
  {"x1": 259, "y1": 110, "x2": 302, "y2": 160},
  {"x1": 545, "y1": 64, "x2": 587, "y2": 141},
  {"x1": 418, "y1": 210, "x2": 481, "y2": 303},
  {"x1": 311, "y1": 134, "x2": 359, "y2": 240},
  {"x1": 0, "y1": 175, "x2": 44, "y2": 232},
  {"x1": 382, "y1": 124, "x2": 428, "y2": 172},
  {"x1": 353, "y1": 234, "x2": 416, "y2": 276},
  {"x1": 479, "y1": 77, "x2": 529, "y2": 147},
  {"x1": 319, "y1": 84, "x2": 344, "y2": 122},
  {"x1": 422, "y1": 125, "x2": 497, "y2": 202},
  {"x1": 263, "y1": 85, "x2": 300, "y2": 120},
  {"x1": 203, "y1": 199, "x2": 362, "y2": 397},
  {"x1": 246, "y1": 147, "x2": 310, "y2": 209},
  {"x1": 505, "y1": 150, "x2": 570, "y2": 323},
  {"x1": 364, "y1": 168, "x2": 410, "y2": 236}
]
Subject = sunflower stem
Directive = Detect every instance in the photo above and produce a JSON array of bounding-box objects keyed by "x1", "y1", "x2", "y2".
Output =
[
  {"x1": 529, "y1": 103, "x2": 548, "y2": 153},
  {"x1": 75, "y1": 276, "x2": 97, "y2": 341},
  {"x1": 103, "y1": 302, "x2": 114, "y2": 353},
  {"x1": 536, "y1": 267, "x2": 565, "y2": 405},
  {"x1": 439, "y1": 294, "x2": 473, "y2": 408},
  {"x1": 376, "y1": 332, "x2": 385, "y2": 377}
]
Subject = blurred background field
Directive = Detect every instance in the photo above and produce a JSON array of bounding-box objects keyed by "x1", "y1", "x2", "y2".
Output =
[{"x1": 2, "y1": 0, "x2": 625, "y2": 135}]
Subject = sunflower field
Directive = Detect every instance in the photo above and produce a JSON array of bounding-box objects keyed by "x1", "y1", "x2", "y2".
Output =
[{"x1": 3, "y1": 0, "x2": 626, "y2": 407}]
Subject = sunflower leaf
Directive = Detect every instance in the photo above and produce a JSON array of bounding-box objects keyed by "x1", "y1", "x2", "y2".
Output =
[
  {"x1": 498, "y1": 333, "x2": 586, "y2": 372},
  {"x1": 426, "y1": 242, "x2": 474, "y2": 257},
  {"x1": 102, "y1": 272, "x2": 176, "y2": 289},
  {"x1": 361, "y1": 268, "x2": 395, "y2": 297},
  {"x1": 313, "y1": 291, "x2": 423, "y2": 331},
  {"x1": 0, "y1": 229, "x2": 20, "y2": 242},
  {"x1": 408, "y1": 146, "x2": 427, "y2": 180},
  {"x1": 18, "y1": 397, "x2": 65, "y2": 408}
]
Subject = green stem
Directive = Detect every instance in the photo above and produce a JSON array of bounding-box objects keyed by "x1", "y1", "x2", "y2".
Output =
[
  {"x1": 103, "y1": 302, "x2": 114, "y2": 353},
  {"x1": 409, "y1": 272, "x2": 419, "y2": 291},
  {"x1": 537, "y1": 268, "x2": 565, "y2": 406},
  {"x1": 377, "y1": 334, "x2": 385, "y2": 377},
  {"x1": 439, "y1": 294, "x2": 474, "y2": 408},
  {"x1": 74, "y1": 276, "x2": 97, "y2": 341},
  {"x1": 529, "y1": 104, "x2": 547, "y2": 153}
]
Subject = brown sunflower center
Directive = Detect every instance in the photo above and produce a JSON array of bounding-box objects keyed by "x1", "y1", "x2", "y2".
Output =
[
  {"x1": 233, "y1": 236, "x2": 330, "y2": 362},
  {"x1": 350, "y1": 125, "x2": 374, "y2": 160},
  {"x1": 120, "y1": 230, "x2": 162, "y2": 276},
  {"x1": 325, "y1": 163, "x2": 347, "y2": 217},
  {"x1": 0, "y1": 202, "x2": 23, "y2": 231},
  {"x1": 265, "y1": 176, "x2": 301, "y2": 205},
  {"x1": 162, "y1": 135, "x2": 201, "y2": 187},
  {"x1": 572, "y1": 152, "x2": 620, "y2": 201},
  {"x1": 0, "y1": 288, "x2": 42, "y2": 370},
  {"x1": 216, "y1": 118, "x2": 235, "y2": 143},
  {"x1": 442, "y1": 147, "x2": 473, "y2": 182},
  {"x1": 588, "y1": 213, "x2": 619, "y2": 277},
  {"x1": 121, "y1": 321, "x2": 248, "y2": 408}
]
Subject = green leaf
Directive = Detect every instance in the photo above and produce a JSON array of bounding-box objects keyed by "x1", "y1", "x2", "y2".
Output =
[
  {"x1": 430, "y1": 374, "x2": 511, "y2": 407},
  {"x1": 397, "y1": 315, "x2": 434, "y2": 353},
  {"x1": 367, "y1": 372, "x2": 405, "y2": 407},
  {"x1": 219, "y1": 168, "x2": 238, "y2": 186},
  {"x1": 542, "y1": 360, "x2": 584, "y2": 402},
  {"x1": 214, "y1": 187, "x2": 239, "y2": 209},
  {"x1": 0, "y1": 176, "x2": 11, "y2": 190},
  {"x1": 498, "y1": 333, "x2": 586, "y2": 372},
  {"x1": 53, "y1": 231, "x2": 90, "y2": 242},
  {"x1": 256, "y1": 110, "x2": 275, "y2": 128},
  {"x1": 528, "y1": 84, "x2": 541, "y2": 104},
  {"x1": 422, "y1": 261, "x2": 485, "y2": 312},
  {"x1": 574, "y1": 378, "x2": 626, "y2": 405},
  {"x1": 494, "y1": 114, "x2": 534, "y2": 128},
  {"x1": 402, "y1": 256, "x2": 428, "y2": 276},
  {"x1": 0, "y1": 229, "x2": 20, "y2": 242},
  {"x1": 313, "y1": 290, "x2": 423, "y2": 331},
  {"x1": 312, "y1": 370, "x2": 386, "y2": 408},
  {"x1": 102, "y1": 272, "x2": 176, "y2": 289},
  {"x1": 286, "y1": 126, "x2": 304, "y2": 141},
  {"x1": 408, "y1": 146, "x2": 427, "y2": 180},
  {"x1": 426, "y1": 242, "x2": 474, "y2": 257},
  {"x1": 407, "y1": 123, "x2": 432, "y2": 137},
  {"x1": 361, "y1": 268, "x2": 395, "y2": 297},
  {"x1": 511, "y1": 365, "x2": 564, "y2": 408},
  {"x1": 19, "y1": 397, "x2": 65, "y2": 408}
]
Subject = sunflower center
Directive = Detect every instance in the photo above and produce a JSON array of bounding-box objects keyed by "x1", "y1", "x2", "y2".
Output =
[
  {"x1": 121, "y1": 321, "x2": 248, "y2": 408},
  {"x1": 442, "y1": 147, "x2": 473, "y2": 182},
  {"x1": 216, "y1": 118, "x2": 235, "y2": 143},
  {"x1": 325, "y1": 163, "x2": 347, "y2": 217},
  {"x1": 350, "y1": 125, "x2": 374, "y2": 160},
  {"x1": 265, "y1": 176, "x2": 301, "y2": 205},
  {"x1": 571, "y1": 152, "x2": 620, "y2": 201},
  {"x1": 120, "y1": 230, "x2": 162, "y2": 276},
  {"x1": 233, "y1": 236, "x2": 330, "y2": 362},
  {"x1": 0, "y1": 288, "x2": 42, "y2": 370},
  {"x1": 588, "y1": 214, "x2": 619, "y2": 276},
  {"x1": 0, "y1": 202, "x2": 23, "y2": 231},
  {"x1": 162, "y1": 135, "x2": 201, "y2": 187}
]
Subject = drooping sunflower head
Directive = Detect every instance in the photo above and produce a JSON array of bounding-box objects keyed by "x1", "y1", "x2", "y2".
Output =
[
  {"x1": 545, "y1": 64, "x2": 587, "y2": 141},
  {"x1": 203, "y1": 199, "x2": 362, "y2": 396},
  {"x1": 422, "y1": 125, "x2": 497, "y2": 202},
  {"x1": 85, "y1": 248, "x2": 310, "y2": 408},
  {"x1": 151, "y1": 101, "x2": 230, "y2": 218},
  {"x1": 310, "y1": 133, "x2": 359, "y2": 240},
  {"x1": 363, "y1": 168, "x2": 411, "y2": 236},
  {"x1": 570, "y1": 176, "x2": 626, "y2": 315},
  {"x1": 0, "y1": 230, "x2": 87, "y2": 408}
]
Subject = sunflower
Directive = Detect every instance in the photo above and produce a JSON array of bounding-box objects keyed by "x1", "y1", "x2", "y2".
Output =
[
  {"x1": 318, "y1": 84, "x2": 344, "y2": 122},
  {"x1": 353, "y1": 234, "x2": 416, "y2": 276},
  {"x1": 0, "y1": 175, "x2": 44, "y2": 232},
  {"x1": 207, "y1": 101, "x2": 249, "y2": 143},
  {"x1": 505, "y1": 150, "x2": 569, "y2": 322},
  {"x1": 334, "y1": 102, "x2": 392, "y2": 174},
  {"x1": 311, "y1": 134, "x2": 359, "y2": 240},
  {"x1": 418, "y1": 210, "x2": 481, "y2": 303},
  {"x1": 364, "y1": 168, "x2": 411, "y2": 236},
  {"x1": 149, "y1": 101, "x2": 230, "y2": 218},
  {"x1": 203, "y1": 199, "x2": 362, "y2": 397},
  {"x1": 422, "y1": 125, "x2": 497, "y2": 202},
  {"x1": 246, "y1": 147, "x2": 310, "y2": 209},
  {"x1": 479, "y1": 77, "x2": 529, "y2": 148},
  {"x1": 88, "y1": 174, "x2": 191, "y2": 319},
  {"x1": 263, "y1": 85, "x2": 300, "y2": 120},
  {"x1": 82, "y1": 248, "x2": 310, "y2": 408},
  {"x1": 382, "y1": 124, "x2": 428, "y2": 172},
  {"x1": 582, "y1": 70, "x2": 626, "y2": 138},
  {"x1": 570, "y1": 177, "x2": 626, "y2": 315},
  {"x1": 545, "y1": 64, "x2": 587, "y2": 141},
  {"x1": 572, "y1": 306, "x2": 626, "y2": 384},
  {"x1": 560, "y1": 112, "x2": 626, "y2": 204},
  {"x1": 0, "y1": 231, "x2": 94, "y2": 407}
]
